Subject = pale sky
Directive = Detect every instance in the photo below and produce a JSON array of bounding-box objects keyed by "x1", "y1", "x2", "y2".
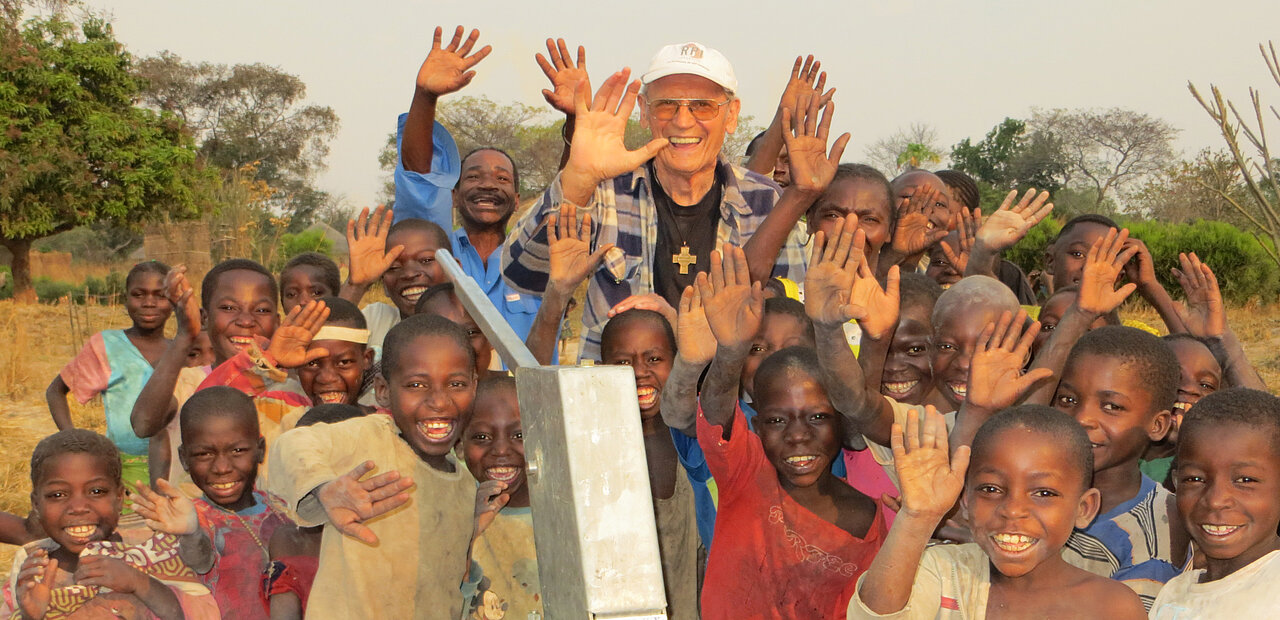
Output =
[{"x1": 88, "y1": 0, "x2": 1280, "y2": 209}]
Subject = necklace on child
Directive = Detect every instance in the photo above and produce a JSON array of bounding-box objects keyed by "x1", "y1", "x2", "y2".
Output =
[{"x1": 212, "y1": 502, "x2": 269, "y2": 560}]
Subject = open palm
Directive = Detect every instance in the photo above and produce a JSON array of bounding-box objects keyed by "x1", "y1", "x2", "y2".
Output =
[
  {"x1": 547, "y1": 204, "x2": 613, "y2": 297},
  {"x1": 131, "y1": 479, "x2": 198, "y2": 536},
  {"x1": 847, "y1": 264, "x2": 900, "y2": 341},
  {"x1": 892, "y1": 408, "x2": 969, "y2": 519},
  {"x1": 697, "y1": 246, "x2": 764, "y2": 351},
  {"x1": 977, "y1": 189, "x2": 1052, "y2": 252},
  {"x1": 268, "y1": 301, "x2": 330, "y2": 368},
  {"x1": 346, "y1": 206, "x2": 403, "y2": 287},
  {"x1": 677, "y1": 285, "x2": 717, "y2": 366},
  {"x1": 536, "y1": 38, "x2": 589, "y2": 116},
  {"x1": 1076, "y1": 228, "x2": 1138, "y2": 316},
  {"x1": 417, "y1": 26, "x2": 491, "y2": 97},
  {"x1": 564, "y1": 70, "x2": 669, "y2": 189}
]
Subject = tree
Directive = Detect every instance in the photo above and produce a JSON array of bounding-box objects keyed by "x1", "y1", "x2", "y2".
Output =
[
  {"x1": 865, "y1": 123, "x2": 945, "y2": 175},
  {"x1": 1030, "y1": 108, "x2": 1178, "y2": 212},
  {"x1": 950, "y1": 117, "x2": 1068, "y2": 194},
  {"x1": 0, "y1": 14, "x2": 211, "y2": 301},
  {"x1": 1189, "y1": 41, "x2": 1280, "y2": 266},
  {"x1": 1132, "y1": 149, "x2": 1252, "y2": 225},
  {"x1": 134, "y1": 52, "x2": 340, "y2": 228}
]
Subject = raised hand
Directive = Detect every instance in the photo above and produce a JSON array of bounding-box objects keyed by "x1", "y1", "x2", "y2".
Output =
[
  {"x1": 780, "y1": 85, "x2": 850, "y2": 195},
  {"x1": 804, "y1": 213, "x2": 864, "y2": 326},
  {"x1": 940, "y1": 207, "x2": 980, "y2": 274},
  {"x1": 777, "y1": 55, "x2": 833, "y2": 120},
  {"x1": 346, "y1": 206, "x2": 404, "y2": 288},
  {"x1": 696, "y1": 244, "x2": 764, "y2": 352},
  {"x1": 891, "y1": 407, "x2": 970, "y2": 520},
  {"x1": 416, "y1": 26, "x2": 492, "y2": 98},
  {"x1": 131, "y1": 479, "x2": 198, "y2": 536},
  {"x1": 976, "y1": 189, "x2": 1053, "y2": 252},
  {"x1": 267, "y1": 300, "x2": 331, "y2": 368},
  {"x1": 317, "y1": 461, "x2": 415, "y2": 545},
  {"x1": 536, "y1": 38, "x2": 589, "y2": 116},
  {"x1": 547, "y1": 203, "x2": 614, "y2": 297},
  {"x1": 562, "y1": 69, "x2": 669, "y2": 202},
  {"x1": 966, "y1": 310, "x2": 1055, "y2": 411},
  {"x1": 847, "y1": 262, "x2": 900, "y2": 341},
  {"x1": 1075, "y1": 228, "x2": 1138, "y2": 317},
  {"x1": 891, "y1": 187, "x2": 950, "y2": 257},
  {"x1": 1173, "y1": 252, "x2": 1226, "y2": 338},
  {"x1": 473, "y1": 479, "x2": 510, "y2": 537},
  {"x1": 1121, "y1": 237, "x2": 1161, "y2": 290},
  {"x1": 165, "y1": 265, "x2": 201, "y2": 337},
  {"x1": 16, "y1": 548, "x2": 58, "y2": 620},
  {"x1": 676, "y1": 285, "x2": 716, "y2": 366}
]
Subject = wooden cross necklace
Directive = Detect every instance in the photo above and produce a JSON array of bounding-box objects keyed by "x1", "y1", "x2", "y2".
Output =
[{"x1": 652, "y1": 172, "x2": 702, "y2": 276}]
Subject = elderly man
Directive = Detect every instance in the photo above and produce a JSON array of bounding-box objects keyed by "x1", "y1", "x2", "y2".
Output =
[{"x1": 503, "y1": 42, "x2": 845, "y2": 360}]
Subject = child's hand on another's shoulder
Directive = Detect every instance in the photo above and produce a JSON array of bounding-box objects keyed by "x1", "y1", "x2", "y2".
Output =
[
  {"x1": 73, "y1": 555, "x2": 147, "y2": 595},
  {"x1": 16, "y1": 547, "x2": 58, "y2": 620},
  {"x1": 696, "y1": 244, "x2": 764, "y2": 353},
  {"x1": 346, "y1": 206, "x2": 404, "y2": 288},
  {"x1": 268, "y1": 300, "x2": 331, "y2": 368},
  {"x1": 1074, "y1": 227, "x2": 1138, "y2": 317},
  {"x1": 132, "y1": 479, "x2": 198, "y2": 537},
  {"x1": 891, "y1": 407, "x2": 969, "y2": 522},
  {"x1": 473, "y1": 480, "x2": 510, "y2": 538},
  {"x1": 317, "y1": 461, "x2": 414, "y2": 545},
  {"x1": 966, "y1": 310, "x2": 1053, "y2": 412}
]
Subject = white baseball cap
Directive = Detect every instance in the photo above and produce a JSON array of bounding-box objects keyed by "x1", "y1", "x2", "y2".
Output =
[{"x1": 641, "y1": 42, "x2": 738, "y2": 96}]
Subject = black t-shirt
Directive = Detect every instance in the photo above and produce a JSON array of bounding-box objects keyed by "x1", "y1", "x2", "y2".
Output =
[{"x1": 650, "y1": 163, "x2": 723, "y2": 307}]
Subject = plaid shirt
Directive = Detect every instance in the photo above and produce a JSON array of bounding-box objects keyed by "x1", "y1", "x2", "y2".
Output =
[{"x1": 502, "y1": 159, "x2": 807, "y2": 361}]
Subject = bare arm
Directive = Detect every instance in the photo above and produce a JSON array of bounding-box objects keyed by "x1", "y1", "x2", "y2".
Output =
[
  {"x1": 524, "y1": 204, "x2": 613, "y2": 365},
  {"x1": 1024, "y1": 228, "x2": 1137, "y2": 405},
  {"x1": 1173, "y1": 252, "x2": 1266, "y2": 390},
  {"x1": 662, "y1": 285, "x2": 717, "y2": 436},
  {"x1": 696, "y1": 245, "x2": 764, "y2": 436},
  {"x1": 743, "y1": 56, "x2": 829, "y2": 177},
  {"x1": 963, "y1": 189, "x2": 1053, "y2": 279},
  {"x1": 402, "y1": 26, "x2": 491, "y2": 173},
  {"x1": 133, "y1": 268, "x2": 198, "y2": 438},
  {"x1": 742, "y1": 91, "x2": 848, "y2": 283},
  {"x1": 45, "y1": 376, "x2": 74, "y2": 431}
]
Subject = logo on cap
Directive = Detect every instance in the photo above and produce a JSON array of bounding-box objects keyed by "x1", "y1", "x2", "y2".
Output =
[{"x1": 680, "y1": 43, "x2": 704, "y2": 59}]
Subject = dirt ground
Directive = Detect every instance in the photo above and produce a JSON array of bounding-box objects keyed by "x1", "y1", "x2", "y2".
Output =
[{"x1": 1, "y1": 297, "x2": 1278, "y2": 579}]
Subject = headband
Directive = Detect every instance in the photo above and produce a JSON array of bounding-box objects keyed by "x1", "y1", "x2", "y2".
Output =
[{"x1": 313, "y1": 325, "x2": 370, "y2": 344}]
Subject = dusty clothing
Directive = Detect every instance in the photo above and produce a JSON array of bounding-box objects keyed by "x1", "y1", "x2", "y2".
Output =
[
  {"x1": 267, "y1": 414, "x2": 475, "y2": 620},
  {"x1": 1150, "y1": 550, "x2": 1280, "y2": 619},
  {"x1": 845, "y1": 543, "x2": 990, "y2": 619},
  {"x1": 862, "y1": 398, "x2": 953, "y2": 492},
  {"x1": 191, "y1": 491, "x2": 291, "y2": 619},
  {"x1": 465, "y1": 507, "x2": 541, "y2": 619},
  {"x1": 654, "y1": 463, "x2": 699, "y2": 620}
]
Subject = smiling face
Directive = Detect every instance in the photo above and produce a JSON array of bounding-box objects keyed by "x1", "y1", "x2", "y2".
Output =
[
  {"x1": 602, "y1": 319, "x2": 674, "y2": 419},
  {"x1": 1054, "y1": 353, "x2": 1171, "y2": 476},
  {"x1": 1176, "y1": 421, "x2": 1280, "y2": 580},
  {"x1": 742, "y1": 312, "x2": 812, "y2": 403},
  {"x1": 33, "y1": 453, "x2": 122, "y2": 556},
  {"x1": 1049, "y1": 222, "x2": 1111, "y2": 290},
  {"x1": 125, "y1": 271, "x2": 172, "y2": 332},
  {"x1": 882, "y1": 304, "x2": 934, "y2": 405},
  {"x1": 376, "y1": 333, "x2": 476, "y2": 468},
  {"x1": 180, "y1": 414, "x2": 264, "y2": 511},
  {"x1": 754, "y1": 368, "x2": 843, "y2": 489},
  {"x1": 933, "y1": 304, "x2": 1009, "y2": 410},
  {"x1": 463, "y1": 387, "x2": 528, "y2": 507},
  {"x1": 419, "y1": 292, "x2": 492, "y2": 379},
  {"x1": 1167, "y1": 338, "x2": 1222, "y2": 417},
  {"x1": 280, "y1": 264, "x2": 336, "y2": 315},
  {"x1": 204, "y1": 269, "x2": 279, "y2": 365},
  {"x1": 808, "y1": 176, "x2": 893, "y2": 258},
  {"x1": 1032, "y1": 290, "x2": 1109, "y2": 357},
  {"x1": 298, "y1": 338, "x2": 372, "y2": 406},
  {"x1": 641, "y1": 74, "x2": 740, "y2": 180},
  {"x1": 453, "y1": 150, "x2": 518, "y2": 231},
  {"x1": 382, "y1": 228, "x2": 447, "y2": 317},
  {"x1": 964, "y1": 426, "x2": 1100, "y2": 579}
]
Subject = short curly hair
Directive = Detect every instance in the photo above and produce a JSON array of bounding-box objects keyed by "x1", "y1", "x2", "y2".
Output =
[{"x1": 31, "y1": 429, "x2": 122, "y2": 489}]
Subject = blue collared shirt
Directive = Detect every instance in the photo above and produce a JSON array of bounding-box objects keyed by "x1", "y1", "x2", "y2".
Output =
[{"x1": 392, "y1": 113, "x2": 541, "y2": 342}]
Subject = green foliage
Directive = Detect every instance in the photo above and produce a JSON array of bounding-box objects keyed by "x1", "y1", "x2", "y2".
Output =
[
  {"x1": 1003, "y1": 216, "x2": 1279, "y2": 304},
  {"x1": 276, "y1": 229, "x2": 333, "y2": 269},
  {"x1": 0, "y1": 14, "x2": 211, "y2": 298},
  {"x1": 34, "y1": 223, "x2": 141, "y2": 261},
  {"x1": 897, "y1": 143, "x2": 943, "y2": 170},
  {"x1": 951, "y1": 117, "x2": 1067, "y2": 194}
]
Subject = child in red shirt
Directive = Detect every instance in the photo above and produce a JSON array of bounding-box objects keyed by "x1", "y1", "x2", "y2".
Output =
[{"x1": 691, "y1": 244, "x2": 887, "y2": 618}]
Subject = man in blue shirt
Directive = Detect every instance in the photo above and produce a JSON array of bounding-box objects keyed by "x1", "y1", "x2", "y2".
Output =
[{"x1": 393, "y1": 25, "x2": 540, "y2": 341}]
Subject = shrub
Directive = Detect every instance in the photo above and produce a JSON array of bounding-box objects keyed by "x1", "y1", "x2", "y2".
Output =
[
  {"x1": 34, "y1": 277, "x2": 77, "y2": 304},
  {"x1": 275, "y1": 229, "x2": 334, "y2": 270}
]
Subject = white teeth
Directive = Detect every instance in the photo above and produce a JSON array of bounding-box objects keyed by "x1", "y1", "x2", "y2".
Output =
[
  {"x1": 1173, "y1": 401, "x2": 1191, "y2": 411},
  {"x1": 209, "y1": 482, "x2": 237, "y2": 490},
  {"x1": 401, "y1": 286, "x2": 428, "y2": 301},
  {"x1": 418, "y1": 420, "x2": 455, "y2": 440},
  {"x1": 637, "y1": 386, "x2": 657, "y2": 407},
  {"x1": 1201, "y1": 524, "x2": 1240, "y2": 536},
  {"x1": 785, "y1": 455, "x2": 818, "y2": 467},
  {"x1": 883, "y1": 380, "x2": 919, "y2": 395},
  {"x1": 669, "y1": 137, "x2": 701, "y2": 145},
  {"x1": 991, "y1": 533, "x2": 1035, "y2": 551},
  {"x1": 486, "y1": 467, "x2": 520, "y2": 483},
  {"x1": 949, "y1": 383, "x2": 967, "y2": 398},
  {"x1": 317, "y1": 392, "x2": 347, "y2": 404},
  {"x1": 229, "y1": 336, "x2": 254, "y2": 345},
  {"x1": 64, "y1": 525, "x2": 96, "y2": 538}
]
